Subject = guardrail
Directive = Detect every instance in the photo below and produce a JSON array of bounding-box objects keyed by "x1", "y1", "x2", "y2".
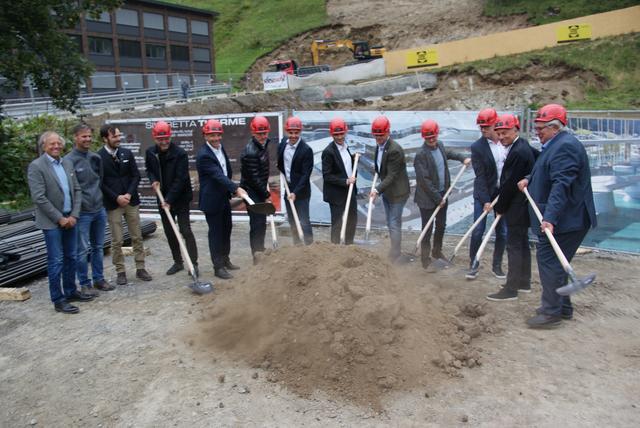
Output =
[{"x1": 1, "y1": 83, "x2": 231, "y2": 120}]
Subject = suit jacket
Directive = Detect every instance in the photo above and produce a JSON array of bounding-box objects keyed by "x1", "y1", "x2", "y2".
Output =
[
  {"x1": 470, "y1": 136, "x2": 500, "y2": 204},
  {"x1": 527, "y1": 130, "x2": 597, "y2": 234},
  {"x1": 277, "y1": 138, "x2": 313, "y2": 200},
  {"x1": 196, "y1": 143, "x2": 238, "y2": 215},
  {"x1": 413, "y1": 141, "x2": 467, "y2": 210},
  {"x1": 27, "y1": 154, "x2": 82, "y2": 230},
  {"x1": 98, "y1": 146, "x2": 141, "y2": 210},
  {"x1": 145, "y1": 143, "x2": 192, "y2": 208},
  {"x1": 374, "y1": 138, "x2": 410, "y2": 203},
  {"x1": 321, "y1": 141, "x2": 356, "y2": 204},
  {"x1": 494, "y1": 137, "x2": 535, "y2": 226}
]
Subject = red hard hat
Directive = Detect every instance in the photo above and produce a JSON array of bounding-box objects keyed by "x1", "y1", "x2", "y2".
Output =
[
  {"x1": 371, "y1": 116, "x2": 390, "y2": 136},
  {"x1": 329, "y1": 118, "x2": 348, "y2": 135},
  {"x1": 152, "y1": 121, "x2": 171, "y2": 139},
  {"x1": 285, "y1": 116, "x2": 303, "y2": 131},
  {"x1": 250, "y1": 116, "x2": 271, "y2": 133},
  {"x1": 535, "y1": 104, "x2": 567, "y2": 125},
  {"x1": 421, "y1": 119, "x2": 439, "y2": 138},
  {"x1": 477, "y1": 108, "x2": 498, "y2": 126},
  {"x1": 493, "y1": 114, "x2": 519, "y2": 130},
  {"x1": 202, "y1": 119, "x2": 223, "y2": 134}
]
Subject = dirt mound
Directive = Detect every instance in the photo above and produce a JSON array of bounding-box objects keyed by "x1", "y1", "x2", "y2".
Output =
[{"x1": 195, "y1": 243, "x2": 492, "y2": 409}]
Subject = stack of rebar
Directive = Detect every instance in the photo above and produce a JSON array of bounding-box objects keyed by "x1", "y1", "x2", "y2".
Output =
[{"x1": 0, "y1": 218, "x2": 157, "y2": 287}]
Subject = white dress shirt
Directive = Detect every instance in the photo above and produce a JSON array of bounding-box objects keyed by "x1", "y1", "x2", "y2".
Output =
[
  {"x1": 207, "y1": 142, "x2": 227, "y2": 176},
  {"x1": 489, "y1": 138, "x2": 507, "y2": 183},
  {"x1": 284, "y1": 140, "x2": 299, "y2": 182},
  {"x1": 376, "y1": 140, "x2": 388, "y2": 172},
  {"x1": 336, "y1": 142, "x2": 352, "y2": 178}
]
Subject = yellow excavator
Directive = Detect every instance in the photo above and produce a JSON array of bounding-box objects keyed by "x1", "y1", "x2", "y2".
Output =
[{"x1": 310, "y1": 39, "x2": 386, "y2": 65}]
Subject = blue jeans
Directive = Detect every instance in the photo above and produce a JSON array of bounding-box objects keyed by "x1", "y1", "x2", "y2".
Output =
[
  {"x1": 42, "y1": 226, "x2": 78, "y2": 303},
  {"x1": 285, "y1": 197, "x2": 313, "y2": 245},
  {"x1": 469, "y1": 198, "x2": 507, "y2": 268},
  {"x1": 382, "y1": 196, "x2": 406, "y2": 260},
  {"x1": 76, "y1": 209, "x2": 107, "y2": 286}
]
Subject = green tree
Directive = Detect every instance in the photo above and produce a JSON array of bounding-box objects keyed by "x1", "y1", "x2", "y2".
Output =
[{"x1": 0, "y1": 0, "x2": 122, "y2": 111}]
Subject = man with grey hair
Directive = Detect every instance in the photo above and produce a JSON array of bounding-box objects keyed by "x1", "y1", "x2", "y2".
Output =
[
  {"x1": 64, "y1": 123, "x2": 111, "y2": 295},
  {"x1": 518, "y1": 104, "x2": 596, "y2": 329},
  {"x1": 28, "y1": 131, "x2": 94, "y2": 314}
]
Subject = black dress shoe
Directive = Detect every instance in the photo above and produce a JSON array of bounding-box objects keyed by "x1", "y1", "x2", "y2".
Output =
[
  {"x1": 214, "y1": 267, "x2": 233, "y2": 279},
  {"x1": 136, "y1": 269, "x2": 152, "y2": 281},
  {"x1": 66, "y1": 292, "x2": 96, "y2": 302},
  {"x1": 116, "y1": 272, "x2": 128, "y2": 285},
  {"x1": 224, "y1": 260, "x2": 240, "y2": 270},
  {"x1": 54, "y1": 300, "x2": 79, "y2": 314},
  {"x1": 166, "y1": 263, "x2": 184, "y2": 275}
]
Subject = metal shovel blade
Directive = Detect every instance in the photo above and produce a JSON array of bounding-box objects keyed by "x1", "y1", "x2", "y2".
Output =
[
  {"x1": 432, "y1": 258, "x2": 452, "y2": 270},
  {"x1": 556, "y1": 272, "x2": 596, "y2": 296},
  {"x1": 246, "y1": 202, "x2": 276, "y2": 215},
  {"x1": 189, "y1": 280, "x2": 214, "y2": 295}
]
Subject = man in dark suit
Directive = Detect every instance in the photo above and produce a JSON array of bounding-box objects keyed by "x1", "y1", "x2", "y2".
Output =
[
  {"x1": 414, "y1": 120, "x2": 470, "y2": 271},
  {"x1": 486, "y1": 114, "x2": 535, "y2": 301},
  {"x1": 369, "y1": 116, "x2": 410, "y2": 261},
  {"x1": 321, "y1": 117, "x2": 357, "y2": 245},
  {"x1": 196, "y1": 119, "x2": 247, "y2": 279},
  {"x1": 98, "y1": 124, "x2": 152, "y2": 286},
  {"x1": 145, "y1": 120, "x2": 198, "y2": 276},
  {"x1": 277, "y1": 116, "x2": 314, "y2": 245},
  {"x1": 466, "y1": 108, "x2": 507, "y2": 280},
  {"x1": 28, "y1": 131, "x2": 93, "y2": 314},
  {"x1": 518, "y1": 104, "x2": 597, "y2": 328}
]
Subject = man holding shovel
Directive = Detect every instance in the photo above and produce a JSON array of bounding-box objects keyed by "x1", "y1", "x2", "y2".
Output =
[
  {"x1": 145, "y1": 120, "x2": 199, "y2": 276},
  {"x1": 322, "y1": 117, "x2": 358, "y2": 245},
  {"x1": 277, "y1": 116, "x2": 314, "y2": 245},
  {"x1": 485, "y1": 114, "x2": 535, "y2": 301},
  {"x1": 414, "y1": 120, "x2": 470, "y2": 272},
  {"x1": 197, "y1": 119, "x2": 247, "y2": 280},
  {"x1": 518, "y1": 104, "x2": 596, "y2": 328}
]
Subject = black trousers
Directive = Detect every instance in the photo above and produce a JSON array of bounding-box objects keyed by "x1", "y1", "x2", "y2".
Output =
[
  {"x1": 329, "y1": 193, "x2": 357, "y2": 245},
  {"x1": 159, "y1": 205, "x2": 198, "y2": 265},
  {"x1": 205, "y1": 203, "x2": 232, "y2": 269},
  {"x1": 419, "y1": 202, "x2": 447, "y2": 267},
  {"x1": 247, "y1": 189, "x2": 267, "y2": 254},
  {"x1": 504, "y1": 224, "x2": 531, "y2": 291}
]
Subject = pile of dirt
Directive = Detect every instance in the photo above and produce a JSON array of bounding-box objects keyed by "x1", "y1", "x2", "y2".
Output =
[{"x1": 196, "y1": 243, "x2": 495, "y2": 408}]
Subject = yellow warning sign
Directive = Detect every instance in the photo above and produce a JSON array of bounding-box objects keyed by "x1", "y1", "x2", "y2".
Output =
[
  {"x1": 406, "y1": 49, "x2": 439, "y2": 69},
  {"x1": 557, "y1": 24, "x2": 592, "y2": 43}
]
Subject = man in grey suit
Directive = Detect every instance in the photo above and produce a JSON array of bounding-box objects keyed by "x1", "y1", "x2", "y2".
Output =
[{"x1": 28, "y1": 131, "x2": 95, "y2": 314}]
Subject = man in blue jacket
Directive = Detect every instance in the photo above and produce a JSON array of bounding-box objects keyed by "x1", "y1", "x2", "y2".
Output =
[
  {"x1": 196, "y1": 119, "x2": 247, "y2": 279},
  {"x1": 518, "y1": 104, "x2": 597, "y2": 328},
  {"x1": 277, "y1": 116, "x2": 314, "y2": 245}
]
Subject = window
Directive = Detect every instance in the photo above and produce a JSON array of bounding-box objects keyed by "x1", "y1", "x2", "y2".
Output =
[
  {"x1": 192, "y1": 48, "x2": 210, "y2": 62},
  {"x1": 121, "y1": 73, "x2": 144, "y2": 89},
  {"x1": 168, "y1": 16, "x2": 187, "y2": 33},
  {"x1": 69, "y1": 34, "x2": 83, "y2": 53},
  {"x1": 170, "y1": 45, "x2": 189, "y2": 61},
  {"x1": 91, "y1": 72, "x2": 116, "y2": 89},
  {"x1": 118, "y1": 40, "x2": 141, "y2": 58},
  {"x1": 116, "y1": 9, "x2": 138, "y2": 26},
  {"x1": 88, "y1": 37, "x2": 113, "y2": 55},
  {"x1": 145, "y1": 44, "x2": 166, "y2": 59},
  {"x1": 143, "y1": 12, "x2": 164, "y2": 30},
  {"x1": 86, "y1": 11, "x2": 111, "y2": 23},
  {"x1": 191, "y1": 20, "x2": 208, "y2": 36}
]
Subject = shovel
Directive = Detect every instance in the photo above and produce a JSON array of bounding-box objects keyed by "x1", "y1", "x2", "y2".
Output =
[
  {"x1": 363, "y1": 172, "x2": 379, "y2": 243},
  {"x1": 449, "y1": 196, "x2": 499, "y2": 264},
  {"x1": 405, "y1": 164, "x2": 468, "y2": 263},
  {"x1": 240, "y1": 194, "x2": 278, "y2": 249},
  {"x1": 524, "y1": 188, "x2": 595, "y2": 295},
  {"x1": 154, "y1": 187, "x2": 213, "y2": 295},
  {"x1": 340, "y1": 154, "x2": 360, "y2": 245},
  {"x1": 468, "y1": 213, "x2": 502, "y2": 275},
  {"x1": 281, "y1": 173, "x2": 305, "y2": 244}
]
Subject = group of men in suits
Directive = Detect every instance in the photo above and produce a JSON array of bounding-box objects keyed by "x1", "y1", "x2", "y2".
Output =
[{"x1": 28, "y1": 124, "x2": 152, "y2": 314}]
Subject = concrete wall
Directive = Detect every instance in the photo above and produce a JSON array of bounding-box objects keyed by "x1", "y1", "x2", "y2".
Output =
[
  {"x1": 287, "y1": 58, "x2": 385, "y2": 90},
  {"x1": 384, "y1": 6, "x2": 640, "y2": 75}
]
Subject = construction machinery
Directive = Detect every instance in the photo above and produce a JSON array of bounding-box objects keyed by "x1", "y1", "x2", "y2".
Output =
[
  {"x1": 310, "y1": 39, "x2": 386, "y2": 66},
  {"x1": 267, "y1": 59, "x2": 330, "y2": 77}
]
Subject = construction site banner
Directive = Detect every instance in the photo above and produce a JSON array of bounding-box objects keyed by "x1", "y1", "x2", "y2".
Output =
[
  {"x1": 262, "y1": 72, "x2": 288, "y2": 91},
  {"x1": 106, "y1": 113, "x2": 284, "y2": 215}
]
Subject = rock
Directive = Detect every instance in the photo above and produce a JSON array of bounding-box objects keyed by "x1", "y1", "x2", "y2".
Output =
[
  {"x1": 78, "y1": 368, "x2": 85, "y2": 374},
  {"x1": 252, "y1": 372, "x2": 259, "y2": 379},
  {"x1": 29, "y1": 419, "x2": 37, "y2": 426},
  {"x1": 219, "y1": 402, "x2": 224, "y2": 408},
  {"x1": 218, "y1": 374, "x2": 225, "y2": 383},
  {"x1": 238, "y1": 386, "x2": 250, "y2": 394},
  {"x1": 462, "y1": 415, "x2": 469, "y2": 423}
]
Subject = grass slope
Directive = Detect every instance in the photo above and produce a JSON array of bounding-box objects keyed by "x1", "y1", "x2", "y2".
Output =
[
  {"x1": 484, "y1": 0, "x2": 640, "y2": 25},
  {"x1": 440, "y1": 33, "x2": 640, "y2": 109},
  {"x1": 167, "y1": 0, "x2": 326, "y2": 75}
]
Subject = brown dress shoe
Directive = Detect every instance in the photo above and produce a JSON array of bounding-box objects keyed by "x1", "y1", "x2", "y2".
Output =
[
  {"x1": 94, "y1": 279, "x2": 115, "y2": 291},
  {"x1": 81, "y1": 285, "x2": 99, "y2": 296},
  {"x1": 116, "y1": 272, "x2": 128, "y2": 285},
  {"x1": 136, "y1": 269, "x2": 152, "y2": 281}
]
